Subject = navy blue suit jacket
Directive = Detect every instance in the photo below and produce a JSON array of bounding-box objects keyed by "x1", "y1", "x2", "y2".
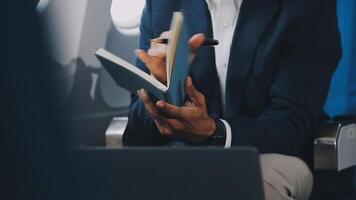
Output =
[{"x1": 123, "y1": 0, "x2": 342, "y2": 158}]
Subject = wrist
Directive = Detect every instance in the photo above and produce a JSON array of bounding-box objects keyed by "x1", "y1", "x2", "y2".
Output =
[
  {"x1": 204, "y1": 118, "x2": 227, "y2": 146},
  {"x1": 206, "y1": 117, "x2": 216, "y2": 137}
]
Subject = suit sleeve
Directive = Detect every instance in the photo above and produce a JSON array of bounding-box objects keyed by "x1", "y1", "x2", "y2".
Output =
[
  {"x1": 123, "y1": 1, "x2": 169, "y2": 146},
  {"x1": 226, "y1": 1, "x2": 342, "y2": 155}
]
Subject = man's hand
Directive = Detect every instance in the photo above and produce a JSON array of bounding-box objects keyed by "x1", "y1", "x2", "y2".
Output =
[
  {"x1": 137, "y1": 77, "x2": 216, "y2": 143},
  {"x1": 135, "y1": 32, "x2": 205, "y2": 86}
]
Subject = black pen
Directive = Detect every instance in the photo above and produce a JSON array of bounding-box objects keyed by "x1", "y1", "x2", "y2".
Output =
[{"x1": 150, "y1": 38, "x2": 219, "y2": 46}]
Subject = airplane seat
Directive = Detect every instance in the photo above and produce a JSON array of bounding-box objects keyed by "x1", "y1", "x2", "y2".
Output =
[
  {"x1": 314, "y1": 116, "x2": 356, "y2": 171},
  {"x1": 312, "y1": 116, "x2": 356, "y2": 200},
  {"x1": 104, "y1": 115, "x2": 356, "y2": 200}
]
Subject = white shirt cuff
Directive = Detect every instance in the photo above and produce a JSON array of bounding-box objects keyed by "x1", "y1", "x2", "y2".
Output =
[{"x1": 220, "y1": 119, "x2": 232, "y2": 148}]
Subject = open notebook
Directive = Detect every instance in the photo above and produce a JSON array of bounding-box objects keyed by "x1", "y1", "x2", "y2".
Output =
[{"x1": 95, "y1": 12, "x2": 189, "y2": 106}]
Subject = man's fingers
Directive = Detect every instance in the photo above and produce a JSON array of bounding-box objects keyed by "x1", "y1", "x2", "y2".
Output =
[
  {"x1": 156, "y1": 100, "x2": 183, "y2": 118},
  {"x1": 189, "y1": 33, "x2": 205, "y2": 50},
  {"x1": 136, "y1": 49, "x2": 166, "y2": 84},
  {"x1": 188, "y1": 33, "x2": 205, "y2": 63},
  {"x1": 147, "y1": 46, "x2": 167, "y2": 58},
  {"x1": 137, "y1": 89, "x2": 150, "y2": 103},
  {"x1": 137, "y1": 89, "x2": 160, "y2": 119},
  {"x1": 160, "y1": 31, "x2": 171, "y2": 39},
  {"x1": 154, "y1": 121, "x2": 172, "y2": 136},
  {"x1": 137, "y1": 89, "x2": 173, "y2": 136},
  {"x1": 185, "y1": 77, "x2": 203, "y2": 105},
  {"x1": 135, "y1": 49, "x2": 152, "y2": 65},
  {"x1": 164, "y1": 118, "x2": 184, "y2": 132}
]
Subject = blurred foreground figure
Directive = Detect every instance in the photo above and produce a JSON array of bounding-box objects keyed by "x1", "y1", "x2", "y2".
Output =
[{"x1": 0, "y1": 1, "x2": 67, "y2": 199}]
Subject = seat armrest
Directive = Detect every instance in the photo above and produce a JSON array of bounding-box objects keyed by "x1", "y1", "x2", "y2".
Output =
[
  {"x1": 105, "y1": 117, "x2": 128, "y2": 148},
  {"x1": 314, "y1": 116, "x2": 356, "y2": 171},
  {"x1": 105, "y1": 116, "x2": 356, "y2": 169}
]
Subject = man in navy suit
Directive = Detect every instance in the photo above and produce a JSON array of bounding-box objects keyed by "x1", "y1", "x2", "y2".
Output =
[{"x1": 123, "y1": 0, "x2": 341, "y2": 199}]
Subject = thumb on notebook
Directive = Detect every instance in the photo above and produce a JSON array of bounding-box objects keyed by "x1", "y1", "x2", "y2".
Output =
[
  {"x1": 189, "y1": 33, "x2": 206, "y2": 50},
  {"x1": 188, "y1": 33, "x2": 205, "y2": 63},
  {"x1": 185, "y1": 76, "x2": 204, "y2": 107}
]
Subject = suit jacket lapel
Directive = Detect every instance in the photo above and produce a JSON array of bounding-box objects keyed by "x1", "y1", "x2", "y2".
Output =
[
  {"x1": 182, "y1": 0, "x2": 223, "y2": 117},
  {"x1": 225, "y1": 0, "x2": 280, "y2": 118}
]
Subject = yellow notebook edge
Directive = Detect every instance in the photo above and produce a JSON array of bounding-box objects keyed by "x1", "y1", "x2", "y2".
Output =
[{"x1": 166, "y1": 12, "x2": 184, "y2": 89}]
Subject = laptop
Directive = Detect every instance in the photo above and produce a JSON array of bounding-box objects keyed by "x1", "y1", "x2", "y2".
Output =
[{"x1": 67, "y1": 147, "x2": 264, "y2": 200}]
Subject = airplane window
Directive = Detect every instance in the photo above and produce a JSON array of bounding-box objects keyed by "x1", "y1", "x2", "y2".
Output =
[
  {"x1": 110, "y1": 0, "x2": 146, "y2": 36},
  {"x1": 36, "y1": 0, "x2": 51, "y2": 13}
]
